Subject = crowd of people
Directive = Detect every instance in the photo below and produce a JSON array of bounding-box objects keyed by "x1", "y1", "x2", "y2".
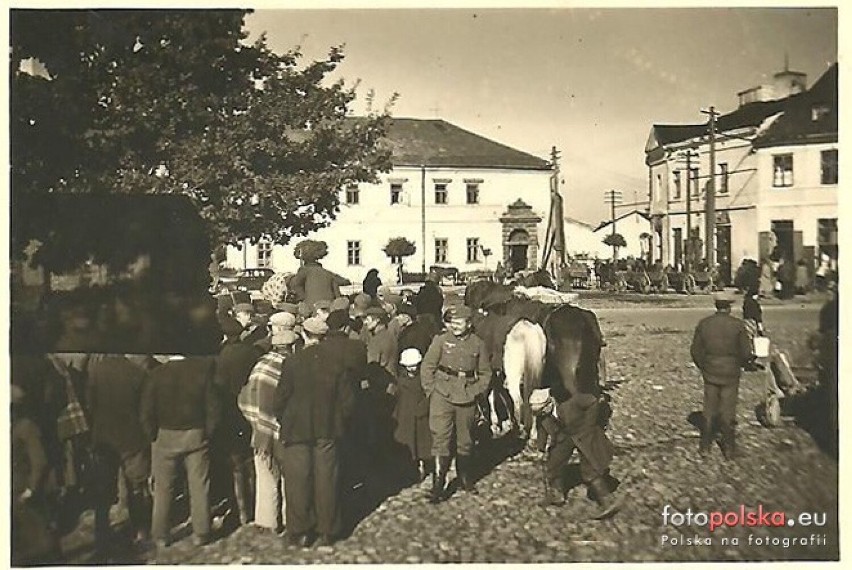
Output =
[{"x1": 12, "y1": 266, "x2": 509, "y2": 563}]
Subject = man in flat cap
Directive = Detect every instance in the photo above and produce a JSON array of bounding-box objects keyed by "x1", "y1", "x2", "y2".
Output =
[
  {"x1": 690, "y1": 291, "x2": 754, "y2": 460},
  {"x1": 420, "y1": 304, "x2": 491, "y2": 502},
  {"x1": 274, "y1": 315, "x2": 354, "y2": 547}
]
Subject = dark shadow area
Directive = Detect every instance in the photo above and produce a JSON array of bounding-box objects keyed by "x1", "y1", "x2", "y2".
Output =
[{"x1": 784, "y1": 387, "x2": 838, "y2": 459}]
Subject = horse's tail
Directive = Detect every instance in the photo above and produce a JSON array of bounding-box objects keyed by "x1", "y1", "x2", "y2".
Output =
[{"x1": 503, "y1": 319, "x2": 547, "y2": 419}]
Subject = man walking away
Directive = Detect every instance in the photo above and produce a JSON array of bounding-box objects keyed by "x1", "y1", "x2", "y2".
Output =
[
  {"x1": 691, "y1": 292, "x2": 753, "y2": 460},
  {"x1": 274, "y1": 318, "x2": 355, "y2": 548},
  {"x1": 142, "y1": 355, "x2": 220, "y2": 548},
  {"x1": 87, "y1": 354, "x2": 153, "y2": 557}
]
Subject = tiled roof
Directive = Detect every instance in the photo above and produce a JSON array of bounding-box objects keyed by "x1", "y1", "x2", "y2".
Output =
[
  {"x1": 753, "y1": 63, "x2": 838, "y2": 148},
  {"x1": 384, "y1": 118, "x2": 551, "y2": 170},
  {"x1": 593, "y1": 209, "x2": 651, "y2": 232}
]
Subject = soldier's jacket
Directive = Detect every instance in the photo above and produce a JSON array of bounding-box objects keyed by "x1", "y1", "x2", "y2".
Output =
[
  {"x1": 421, "y1": 330, "x2": 491, "y2": 405},
  {"x1": 690, "y1": 312, "x2": 753, "y2": 384}
]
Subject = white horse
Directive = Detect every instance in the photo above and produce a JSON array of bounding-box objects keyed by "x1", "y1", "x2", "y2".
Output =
[{"x1": 489, "y1": 318, "x2": 547, "y2": 440}]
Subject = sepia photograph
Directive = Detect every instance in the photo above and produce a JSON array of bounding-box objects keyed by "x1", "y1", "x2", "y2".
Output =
[{"x1": 7, "y1": 2, "x2": 841, "y2": 565}]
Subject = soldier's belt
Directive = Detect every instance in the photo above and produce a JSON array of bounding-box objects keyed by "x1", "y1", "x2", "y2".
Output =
[{"x1": 437, "y1": 365, "x2": 475, "y2": 379}]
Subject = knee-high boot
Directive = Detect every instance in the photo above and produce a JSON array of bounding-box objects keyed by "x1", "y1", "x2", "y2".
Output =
[
  {"x1": 456, "y1": 455, "x2": 478, "y2": 494},
  {"x1": 429, "y1": 456, "x2": 449, "y2": 504}
]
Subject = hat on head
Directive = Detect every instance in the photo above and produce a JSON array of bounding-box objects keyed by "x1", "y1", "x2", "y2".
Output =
[
  {"x1": 326, "y1": 310, "x2": 352, "y2": 331},
  {"x1": 314, "y1": 300, "x2": 332, "y2": 312},
  {"x1": 270, "y1": 312, "x2": 297, "y2": 329},
  {"x1": 297, "y1": 301, "x2": 313, "y2": 319},
  {"x1": 272, "y1": 329, "x2": 299, "y2": 346},
  {"x1": 234, "y1": 303, "x2": 255, "y2": 314},
  {"x1": 713, "y1": 291, "x2": 737, "y2": 305},
  {"x1": 445, "y1": 304, "x2": 473, "y2": 321},
  {"x1": 352, "y1": 293, "x2": 372, "y2": 316},
  {"x1": 399, "y1": 348, "x2": 423, "y2": 367},
  {"x1": 377, "y1": 285, "x2": 392, "y2": 298},
  {"x1": 274, "y1": 301, "x2": 300, "y2": 315},
  {"x1": 331, "y1": 297, "x2": 350, "y2": 312},
  {"x1": 364, "y1": 306, "x2": 387, "y2": 318},
  {"x1": 11, "y1": 384, "x2": 25, "y2": 405},
  {"x1": 302, "y1": 317, "x2": 329, "y2": 336},
  {"x1": 397, "y1": 303, "x2": 417, "y2": 318}
]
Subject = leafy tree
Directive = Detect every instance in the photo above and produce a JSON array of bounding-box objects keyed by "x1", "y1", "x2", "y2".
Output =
[
  {"x1": 10, "y1": 9, "x2": 395, "y2": 273},
  {"x1": 294, "y1": 239, "x2": 329, "y2": 263},
  {"x1": 603, "y1": 233, "x2": 627, "y2": 260},
  {"x1": 384, "y1": 237, "x2": 416, "y2": 282}
]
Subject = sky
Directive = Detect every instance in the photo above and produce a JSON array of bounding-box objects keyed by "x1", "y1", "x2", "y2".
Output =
[{"x1": 244, "y1": 5, "x2": 838, "y2": 225}]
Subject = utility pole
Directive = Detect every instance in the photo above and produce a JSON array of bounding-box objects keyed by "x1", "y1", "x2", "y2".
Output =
[
  {"x1": 604, "y1": 189, "x2": 623, "y2": 261},
  {"x1": 701, "y1": 106, "x2": 719, "y2": 270},
  {"x1": 677, "y1": 148, "x2": 699, "y2": 272},
  {"x1": 420, "y1": 164, "x2": 426, "y2": 275}
]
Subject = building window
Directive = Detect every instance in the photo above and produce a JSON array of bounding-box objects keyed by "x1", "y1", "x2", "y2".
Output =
[
  {"x1": 673, "y1": 171, "x2": 681, "y2": 200},
  {"x1": 434, "y1": 183, "x2": 448, "y2": 205},
  {"x1": 718, "y1": 163, "x2": 729, "y2": 194},
  {"x1": 257, "y1": 241, "x2": 273, "y2": 268},
  {"x1": 689, "y1": 167, "x2": 699, "y2": 200},
  {"x1": 466, "y1": 183, "x2": 480, "y2": 204},
  {"x1": 390, "y1": 183, "x2": 403, "y2": 205},
  {"x1": 347, "y1": 240, "x2": 361, "y2": 266},
  {"x1": 434, "y1": 238, "x2": 448, "y2": 263},
  {"x1": 812, "y1": 104, "x2": 830, "y2": 122},
  {"x1": 821, "y1": 149, "x2": 838, "y2": 185},
  {"x1": 345, "y1": 185, "x2": 359, "y2": 205},
  {"x1": 773, "y1": 154, "x2": 794, "y2": 187},
  {"x1": 466, "y1": 238, "x2": 480, "y2": 263}
]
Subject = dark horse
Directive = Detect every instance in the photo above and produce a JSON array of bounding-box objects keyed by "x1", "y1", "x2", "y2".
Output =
[{"x1": 465, "y1": 280, "x2": 603, "y2": 440}]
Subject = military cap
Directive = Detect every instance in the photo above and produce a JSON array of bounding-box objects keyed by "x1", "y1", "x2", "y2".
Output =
[
  {"x1": 331, "y1": 297, "x2": 351, "y2": 312},
  {"x1": 445, "y1": 304, "x2": 473, "y2": 320},
  {"x1": 233, "y1": 303, "x2": 255, "y2": 314},
  {"x1": 302, "y1": 317, "x2": 329, "y2": 336}
]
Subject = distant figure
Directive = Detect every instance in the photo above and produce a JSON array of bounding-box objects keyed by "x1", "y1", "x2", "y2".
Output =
[
  {"x1": 795, "y1": 259, "x2": 810, "y2": 295},
  {"x1": 493, "y1": 261, "x2": 506, "y2": 284},
  {"x1": 415, "y1": 272, "x2": 444, "y2": 324},
  {"x1": 394, "y1": 349, "x2": 433, "y2": 483},
  {"x1": 759, "y1": 260, "x2": 774, "y2": 298},
  {"x1": 362, "y1": 269, "x2": 382, "y2": 300},
  {"x1": 289, "y1": 260, "x2": 350, "y2": 308}
]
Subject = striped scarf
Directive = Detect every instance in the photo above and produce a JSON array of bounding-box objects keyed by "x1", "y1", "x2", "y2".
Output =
[{"x1": 238, "y1": 351, "x2": 287, "y2": 455}]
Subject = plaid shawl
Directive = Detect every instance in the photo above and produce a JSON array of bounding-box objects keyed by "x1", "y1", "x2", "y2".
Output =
[{"x1": 239, "y1": 351, "x2": 286, "y2": 455}]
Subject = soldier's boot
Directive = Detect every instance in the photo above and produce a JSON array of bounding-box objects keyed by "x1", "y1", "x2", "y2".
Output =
[
  {"x1": 429, "y1": 456, "x2": 449, "y2": 504},
  {"x1": 541, "y1": 479, "x2": 565, "y2": 507},
  {"x1": 699, "y1": 415, "x2": 716, "y2": 457},
  {"x1": 719, "y1": 425, "x2": 738, "y2": 461},
  {"x1": 456, "y1": 455, "x2": 479, "y2": 494},
  {"x1": 588, "y1": 476, "x2": 623, "y2": 520}
]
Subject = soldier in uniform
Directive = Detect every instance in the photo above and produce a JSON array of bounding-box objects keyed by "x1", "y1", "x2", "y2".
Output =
[
  {"x1": 690, "y1": 291, "x2": 754, "y2": 460},
  {"x1": 420, "y1": 305, "x2": 491, "y2": 503}
]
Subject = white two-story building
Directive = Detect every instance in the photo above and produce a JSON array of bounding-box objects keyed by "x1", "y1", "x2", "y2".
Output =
[
  {"x1": 226, "y1": 118, "x2": 554, "y2": 283},
  {"x1": 644, "y1": 63, "x2": 837, "y2": 284}
]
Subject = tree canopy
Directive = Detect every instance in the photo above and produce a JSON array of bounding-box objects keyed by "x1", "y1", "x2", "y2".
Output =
[
  {"x1": 603, "y1": 233, "x2": 627, "y2": 248},
  {"x1": 10, "y1": 9, "x2": 395, "y2": 271},
  {"x1": 383, "y1": 237, "x2": 417, "y2": 260}
]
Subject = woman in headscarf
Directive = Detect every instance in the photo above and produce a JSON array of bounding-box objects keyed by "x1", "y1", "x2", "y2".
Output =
[{"x1": 362, "y1": 268, "x2": 382, "y2": 300}]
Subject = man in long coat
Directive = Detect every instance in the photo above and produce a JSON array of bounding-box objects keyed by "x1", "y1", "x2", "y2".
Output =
[
  {"x1": 690, "y1": 292, "x2": 753, "y2": 460},
  {"x1": 273, "y1": 317, "x2": 356, "y2": 548}
]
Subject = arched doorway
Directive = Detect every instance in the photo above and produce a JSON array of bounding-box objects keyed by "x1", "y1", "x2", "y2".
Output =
[{"x1": 507, "y1": 229, "x2": 530, "y2": 273}]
